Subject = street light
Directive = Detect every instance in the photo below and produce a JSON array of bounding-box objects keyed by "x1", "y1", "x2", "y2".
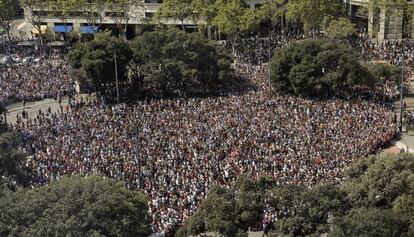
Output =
[
  {"x1": 268, "y1": 12, "x2": 273, "y2": 100},
  {"x1": 112, "y1": 43, "x2": 120, "y2": 104},
  {"x1": 400, "y1": 40, "x2": 404, "y2": 132}
]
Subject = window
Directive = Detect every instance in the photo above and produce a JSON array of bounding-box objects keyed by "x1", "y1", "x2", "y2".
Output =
[{"x1": 145, "y1": 12, "x2": 154, "y2": 18}]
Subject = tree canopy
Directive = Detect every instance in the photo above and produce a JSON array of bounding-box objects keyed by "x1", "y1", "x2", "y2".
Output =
[
  {"x1": 129, "y1": 27, "x2": 232, "y2": 97},
  {"x1": 69, "y1": 28, "x2": 232, "y2": 99},
  {"x1": 0, "y1": 128, "x2": 31, "y2": 190},
  {"x1": 157, "y1": 0, "x2": 195, "y2": 32},
  {"x1": 179, "y1": 153, "x2": 414, "y2": 236},
  {"x1": 0, "y1": 0, "x2": 20, "y2": 41},
  {"x1": 325, "y1": 17, "x2": 356, "y2": 39},
  {"x1": 177, "y1": 176, "x2": 265, "y2": 237},
  {"x1": 68, "y1": 31, "x2": 132, "y2": 97},
  {"x1": 270, "y1": 39, "x2": 375, "y2": 97},
  {"x1": 286, "y1": 0, "x2": 343, "y2": 35},
  {"x1": 0, "y1": 176, "x2": 152, "y2": 237}
]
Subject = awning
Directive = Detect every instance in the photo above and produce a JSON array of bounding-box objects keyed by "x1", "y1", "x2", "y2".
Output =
[
  {"x1": 17, "y1": 41, "x2": 36, "y2": 47},
  {"x1": 46, "y1": 41, "x2": 68, "y2": 47},
  {"x1": 32, "y1": 25, "x2": 47, "y2": 35},
  {"x1": 80, "y1": 26, "x2": 98, "y2": 34},
  {"x1": 53, "y1": 25, "x2": 73, "y2": 33}
]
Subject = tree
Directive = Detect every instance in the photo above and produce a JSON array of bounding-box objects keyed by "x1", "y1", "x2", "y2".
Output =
[
  {"x1": 129, "y1": 28, "x2": 232, "y2": 96},
  {"x1": 212, "y1": 0, "x2": 244, "y2": 55},
  {"x1": 330, "y1": 208, "x2": 407, "y2": 237},
  {"x1": 181, "y1": 177, "x2": 264, "y2": 237},
  {"x1": 270, "y1": 39, "x2": 375, "y2": 97},
  {"x1": 157, "y1": 0, "x2": 194, "y2": 33},
  {"x1": 286, "y1": 0, "x2": 343, "y2": 36},
  {"x1": 50, "y1": 0, "x2": 82, "y2": 39},
  {"x1": 105, "y1": 0, "x2": 143, "y2": 39},
  {"x1": 81, "y1": 0, "x2": 106, "y2": 31},
  {"x1": 325, "y1": 17, "x2": 356, "y2": 39},
  {"x1": 212, "y1": 0, "x2": 260, "y2": 57},
  {"x1": 239, "y1": 8, "x2": 262, "y2": 35},
  {"x1": 0, "y1": 131, "x2": 31, "y2": 189},
  {"x1": 329, "y1": 153, "x2": 414, "y2": 237},
  {"x1": 192, "y1": 0, "x2": 216, "y2": 24},
  {"x1": 343, "y1": 153, "x2": 414, "y2": 209},
  {"x1": 68, "y1": 32, "x2": 132, "y2": 98},
  {"x1": 358, "y1": 0, "x2": 408, "y2": 38},
  {"x1": 0, "y1": 0, "x2": 21, "y2": 49},
  {"x1": 192, "y1": 0, "x2": 218, "y2": 37},
  {"x1": 259, "y1": 0, "x2": 287, "y2": 32},
  {"x1": 19, "y1": 0, "x2": 50, "y2": 49},
  {"x1": 0, "y1": 176, "x2": 151, "y2": 236},
  {"x1": 181, "y1": 154, "x2": 414, "y2": 236}
]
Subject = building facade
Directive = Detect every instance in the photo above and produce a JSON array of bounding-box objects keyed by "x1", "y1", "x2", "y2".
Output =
[
  {"x1": 19, "y1": 0, "x2": 266, "y2": 39},
  {"x1": 348, "y1": 0, "x2": 414, "y2": 41},
  {"x1": 18, "y1": 0, "x2": 414, "y2": 41}
]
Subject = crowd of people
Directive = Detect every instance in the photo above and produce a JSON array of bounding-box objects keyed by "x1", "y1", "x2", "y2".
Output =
[
  {"x1": 0, "y1": 30, "x2": 406, "y2": 233},
  {"x1": 0, "y1": 54, "x2": 74, "y2": 104},
  {"x1": 12, "y1": 63, "x2": 397, "y2": 232},
  {"x1": 230, "y1": 32, "x2": 307, "y2": 64}
]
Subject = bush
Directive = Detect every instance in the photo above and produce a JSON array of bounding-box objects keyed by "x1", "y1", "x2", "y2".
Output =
[
  {"x1": 0, "y1": 176, "x2": 151, "y2": 237},
  {"x1": 270, "y1": 39, "x2": 375, "y2": 98}
]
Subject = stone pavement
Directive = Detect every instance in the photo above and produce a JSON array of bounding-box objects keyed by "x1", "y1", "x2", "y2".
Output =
[
  {"x1": 6, "y1": 98, "x2": 69, "y2": 125},
  {"x1": 5, "y1": 94, "x2": 92, "y2": 125}
]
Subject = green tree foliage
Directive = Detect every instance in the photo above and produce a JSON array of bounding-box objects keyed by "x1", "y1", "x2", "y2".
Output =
[
  {"x1": 105, "y1": 0, "x2": 143, "y2": 38},
  {"x1": 330, "y1": 208, "x2": 407, "y2": 237},
  {"x1": 68, "y1": 32, "x2": 132, "y2": 96},
  {"x1": 0, "y1": 176, "x2": 151, "y2": 237},
  {"x1": 181, "y1": 154, "x2": 414, "y2": 236},
  {"x1": 212, "y1": 0, "x2": 260, "y2": 56},
  {"x1": 19, "y1": 0, "x2": 50, "y2": 47},
  {"x1": 325, "y1": 18, "x2": 356, "y2": 39},
  {"x1": 179, "y1": 177, "x2": 264, "y2": 237},
  {"x1": 270, "y1": 39, "x2": 375, "y2": 97},
  {"x1": 129, "y1": 27, "x2": 232, "y2": 96},
  {"x1": 365, "y1": 62, "x2": 401, "y2": 93},
  {"x1": 76, "y1": 0, "x2": 106, "y2": 29},
  {"x1": 258, "y1": 0, "x2": 287, "y2": 29},
  {"x1": 331, "y1": 153, "x2": 414, "y2": 236},
  {"x1": 343, "y1": 154, "x2": 414, "y2": 210},
  {"x1": 271, "y1": 184, "x2": 349, "y2": 236},
  {"x1": 157, "y1": 0, "x2": 194, "y2": 32},
  {"x1": 192, "y1": 0, "x2": 217, "y2": 26},
  {"x1": 0, "y1": 130, "x2": 30, "y2": 189},
  {"x1": 191, "y1": 0, "x2": 261, "y2": 50},
  {"x1": 286, "y1": 0, "x2": 343, "y2": 35},
  {"x1": 0, "y1": 0, "x2": 21, "y2": 42}
]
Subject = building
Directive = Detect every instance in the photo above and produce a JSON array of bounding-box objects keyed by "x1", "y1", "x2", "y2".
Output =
[
  {"x1": 348, "y1": 0, "x2": 414, "y2": 41},
  {"x1": 17, "y1": 0, "x2": 413, "y2": 42},
  {"x1": 17, "y1": 0, "x2": 266, "y2": 39}
]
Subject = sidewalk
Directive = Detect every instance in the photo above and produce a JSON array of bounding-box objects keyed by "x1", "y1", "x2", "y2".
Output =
[{"x1": 5, "y1": 94, "x2": 92, "y2": 125}]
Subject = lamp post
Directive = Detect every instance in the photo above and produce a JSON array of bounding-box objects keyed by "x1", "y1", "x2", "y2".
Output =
[
  {"x1": 400, "y1": 42, "x2": 404, "y2": 132},
  {"x1": 268, "y1": 10, "x2": 273, "y2": 100},
  {"x1": 112, "y1": 43, "x2": 120, "y2": 104},
  {"x1": 135, "y1": 128, "x2": 141, "y2": 190}
]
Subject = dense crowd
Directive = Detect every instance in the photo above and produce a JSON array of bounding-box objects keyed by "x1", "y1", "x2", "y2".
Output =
[
  {"x1": 0, "y1": 54, "x2": 74, "y2": 103},
  {"x1": 0, "y1": 32, "x2": 404, "y2": 233},
  {"x1": 360, "y1": 39, "x2": 414, "y2": 65},
  {"x1": 230, "y1": 32, "x2": 306, "y2": 64},
  {"x1": 12, "y1": 63, "x2": 397, "y2": 232},
  {"x1": 232, "y1": 34, "x2": 411, "y2": 103}
]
